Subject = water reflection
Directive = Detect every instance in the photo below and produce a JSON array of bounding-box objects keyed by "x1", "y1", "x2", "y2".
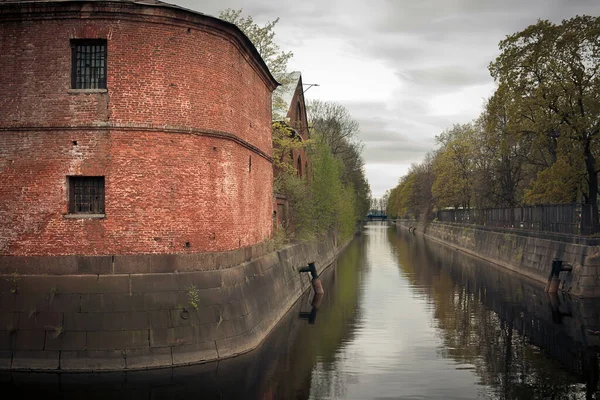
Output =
[
  {"x1": 388, "y1": 226, "x2": 600, "y2": 400},
  {"x1": 3, "y1": 223, "x2": 600, "y2": 399},
  {"x1": 1, "y1": 236, "x2": 367, "y2": 400}
]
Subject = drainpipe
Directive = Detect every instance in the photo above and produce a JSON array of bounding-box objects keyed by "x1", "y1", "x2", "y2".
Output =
[
  {"x1": 545, "y1": 258, "x2": 573, "y2": 294},
  {"x1": 299, "y1": 262, "x2": 324, "y2": 294}
]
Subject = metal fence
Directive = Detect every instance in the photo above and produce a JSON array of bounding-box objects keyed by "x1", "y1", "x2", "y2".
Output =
[{"x1": 435, "y1": 203, "x2": 596, "y2": 235}]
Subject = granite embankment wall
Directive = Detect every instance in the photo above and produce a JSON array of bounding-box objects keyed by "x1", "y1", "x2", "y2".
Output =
[
  {"x1": 406, "y1": 230, "x2": 600, "y2": 378},
  {"x1": 396, "y1": 220, "x2": 600, "y2": 298},
  {"x1": 0, "y1": 235, "x2": 346, "y2": 371}
]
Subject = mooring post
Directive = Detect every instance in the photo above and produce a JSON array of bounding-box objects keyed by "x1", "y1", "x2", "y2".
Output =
[
  {"x1": 298, "y1": 262, "x2": 318, "y2": 279},
  {"x1": 545, "y1": 258, "x2": 573, "y2": 294},
  {"x1": 308, "y1": 292, "x2": 323, "y2": 324},
  {"x1": 312, "y1": 277, "x2": 324, "y2": 294},
  {"x1": 299, "y1": 261, "x2": 324, "y2": 294},
  {"x1": 545, "y1": 259, "x2": 559, "y2": 293},
  {"x1": 299, "y1": 292, "x2": 324, "y2": 325}
]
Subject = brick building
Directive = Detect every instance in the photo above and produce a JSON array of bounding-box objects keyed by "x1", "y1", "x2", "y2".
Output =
[
  {"x1": 273, "y1": 71, "x2": 311, "y2": 179},
  {"x1": 272, "y1": 71, "x2": 311, "y2": 229},
  {"x1": 0, "y1": 0, "x2": 279, "y2": 267}
]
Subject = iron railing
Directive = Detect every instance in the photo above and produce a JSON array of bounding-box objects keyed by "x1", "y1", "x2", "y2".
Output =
[{"x1": 435, "y1": 203, "x2": 596, "y2": 235}]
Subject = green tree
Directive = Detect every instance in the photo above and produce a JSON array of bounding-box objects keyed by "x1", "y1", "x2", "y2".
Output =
[
  {"x1": 308, "y1": 100, "x2": 371, "y2": 219},
  {"x1": 524, "y1": 155, "x2": 584, "y2": 204},
  {"x1": 273, "y1": 128, "x2": 367, "y2": 241},
  {"x1": 221, "y1": 9, "x2": 371, "y2": 238},
  {"x1": 433, "y1": 124, "x2": 477, "y2": 209},
  {"x1": 476, "y1": 86, "x2": 531, "y2": 207},
  {"x1": 272, "y1": 121, "x2": 310, "y2": 192},
  {"x1": 386, "y1": 153, "x2": 434, "y2": 220},
  {"x1": 489, "y1": 16, "x2": 600, "y2": 231}
]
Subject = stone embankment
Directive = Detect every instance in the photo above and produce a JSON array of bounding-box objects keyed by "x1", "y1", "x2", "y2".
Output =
[
  {"x1": 0, "y1": 234, "x2": 347, "y2": 371},
  {"x1": 408, "y1": 230, "x2": 600, "y2": 373},
  {"x1": 396, "y1": 220, "x2": 600, "y2": 298}
]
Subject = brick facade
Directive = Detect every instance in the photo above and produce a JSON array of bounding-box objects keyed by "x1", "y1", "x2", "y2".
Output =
[
  {"x1": 286, "y1": 73, "x2": 311, "y2": 181},
  {"x1": 0, "y1": 1, "x2": 278, "y2": 258},
  {"x1": 272, "y1": 73, "x2": 311, "y2": 230}
]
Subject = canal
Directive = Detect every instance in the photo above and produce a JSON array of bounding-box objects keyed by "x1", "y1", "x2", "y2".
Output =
[{"x1": 4, "y1": 222, "x2": 600, "y2": 399}]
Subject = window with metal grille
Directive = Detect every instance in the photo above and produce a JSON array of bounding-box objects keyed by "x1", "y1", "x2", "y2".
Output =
[
  {"x1": 71, "y1": 39, "x2": 107, "y2": 89},
  {"x1": 68, "y1": 176, "x2": 105, "y2": 214}
]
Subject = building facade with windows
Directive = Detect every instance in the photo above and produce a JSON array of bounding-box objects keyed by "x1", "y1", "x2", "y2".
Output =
[
  {"x1": 0, "y1": 0, "x2": 278, "y2": 267},
  {"x1": 272, "y1": 71, "x2": 312, "y2": 230}
]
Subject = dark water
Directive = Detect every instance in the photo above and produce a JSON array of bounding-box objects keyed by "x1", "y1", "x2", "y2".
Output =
[{"x1": 4, "y1": 222, "x2": 600, "y2": 399}]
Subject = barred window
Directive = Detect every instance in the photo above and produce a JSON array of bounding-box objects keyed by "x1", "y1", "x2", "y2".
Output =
[
  {"x1": 71, "y1": 39, "x2": 107, "y2": 89},
  {"x1": 69, "y1": 176, "x2": 105, "y2": 214}
]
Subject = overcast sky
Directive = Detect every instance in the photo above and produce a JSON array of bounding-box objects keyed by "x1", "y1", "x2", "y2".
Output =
[{"x1": 173, "y1": 0, "x2": 600, "y2": 198}]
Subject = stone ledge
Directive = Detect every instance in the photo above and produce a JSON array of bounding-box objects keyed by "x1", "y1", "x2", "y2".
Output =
[
  {"x1": 11, "y1": 350, "x2": 59, "y2": 370},
  {"x1": 0, "y1": 240, "x2": 275, "y2": 275},
  {"x1": 63, "y1": 213, "x2": 106, "y2": 219},
  {"x1": 67, "y1": 89, "x2": 108, "y2": 94}
]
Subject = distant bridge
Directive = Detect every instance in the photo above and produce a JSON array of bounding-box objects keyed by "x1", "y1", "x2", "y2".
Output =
[{"x1": 366, "y1": 214, "x2": 387, "y2": 221}]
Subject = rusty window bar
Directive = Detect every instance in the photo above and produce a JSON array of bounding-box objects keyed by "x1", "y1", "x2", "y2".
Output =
[
  {"x1": 71, "y1": 39, "x2": 107, "y2": 89},
  {"x1": 69, "y1": 176, "x2": 105, "y2": 214}
]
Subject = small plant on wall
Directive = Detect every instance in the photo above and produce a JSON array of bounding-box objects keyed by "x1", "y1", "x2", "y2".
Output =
[
  {"x1": 186, "y1": 284, "x2": 200, "y2": 310},
  {"x1": 5, "y1": 272, "x2": 20, "y2": 294}
]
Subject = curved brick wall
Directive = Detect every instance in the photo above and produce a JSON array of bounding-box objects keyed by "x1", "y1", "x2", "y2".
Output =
[{"x1": 0, "y1": 1, "x2": 277, "y2": 257}]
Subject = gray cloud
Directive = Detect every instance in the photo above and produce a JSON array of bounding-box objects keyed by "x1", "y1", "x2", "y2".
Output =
[
  {"x1": 363, "y1": 142, "x2": 433, "y2": 165},
  {"x1": 175, "y1": 0, "x2": 600, "y2": 197},
  {"x1": 403, "y1": 65, "x2": 491, "y2": 89}
]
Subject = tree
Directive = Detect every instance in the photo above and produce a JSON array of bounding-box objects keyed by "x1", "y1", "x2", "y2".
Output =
[
  {"x1": 433, "y1": 124, "x2": 477, "y2": 209},
  {"x1": 489, "y1": 16, "x2": 600, "y2": 231},
  {"x1": 308, "y1": 100, "x2": 371, "y2": 219},
  {"x1": 308, "y1": 100, "x2": 361, "y2": 157},
  {"x1": 219, "y1": 9, "x2": 292, "y2": 82},
  {"x1": 477, "y1": 86, "x2": 530, "y2": 207},
  {"x1": 272, "y1": 120, "x2": 369, "y2": 240},
  {"x1": 386, "y1": 153, "x2": 435, "y2": 220},
  {"x1": 221, "y1": 10, "x2": 371, "y2": 239},
  {"x1": 524, "y1": 155, "x2": 584, "y2": 204},
  {"x1": 272, "y1": 121, "x2": 310, "y2": 193},
  {"x1": 219, "y1": 9, "x2": 294, "y2": 118}
]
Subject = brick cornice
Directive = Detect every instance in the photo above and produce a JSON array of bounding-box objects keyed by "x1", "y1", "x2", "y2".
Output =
[
  {"x1": 0, "y1": 124, "x2": 273, "y2": 163},
  {"x1": 0, "y1": 1, "x2": 279, "y2": 91}
]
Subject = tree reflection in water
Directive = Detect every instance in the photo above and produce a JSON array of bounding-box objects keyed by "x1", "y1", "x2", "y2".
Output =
[
  {"x1": 4, "y1": 225, "x2": 600, "y2": 400},
  {"x1": 388, "y1": 227, "x2": 600, "y2": 399}
]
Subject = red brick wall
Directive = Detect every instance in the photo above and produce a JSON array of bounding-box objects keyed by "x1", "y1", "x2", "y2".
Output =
[
  {"x1": 0, "y1": 3, "x2": 275, "y2": 256},
  {"x1": 286, "y1": 77, "x2": 311, "y2": 181}
]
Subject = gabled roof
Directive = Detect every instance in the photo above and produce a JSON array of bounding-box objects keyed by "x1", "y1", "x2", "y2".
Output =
[{"x1": 272, "y1": 71, "x2": 301, "y2": 119}]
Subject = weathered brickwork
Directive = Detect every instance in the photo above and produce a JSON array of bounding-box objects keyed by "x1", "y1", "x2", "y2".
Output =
[
  {"x1": 0, "y1": 1, "x2": 278, "y2": 257},
  {"x1": 1, "y1": 130, "x2": 273, "y2": 256}
]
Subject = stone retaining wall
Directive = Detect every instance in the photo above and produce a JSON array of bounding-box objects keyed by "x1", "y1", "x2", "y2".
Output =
[
  {"x1": 396, "y1": 220, "x2": 600, "y2": 298},
  {"x1": 0, "y1": 235, "x2": 346, "y2": 371},
  {"x1": 407, "y1": 230, "x2": 600, "y2": 374}
]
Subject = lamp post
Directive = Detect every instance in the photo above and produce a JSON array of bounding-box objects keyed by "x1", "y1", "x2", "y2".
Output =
[{"x1": 302, "y1": 83, "x2": 320, "y2": 93}]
